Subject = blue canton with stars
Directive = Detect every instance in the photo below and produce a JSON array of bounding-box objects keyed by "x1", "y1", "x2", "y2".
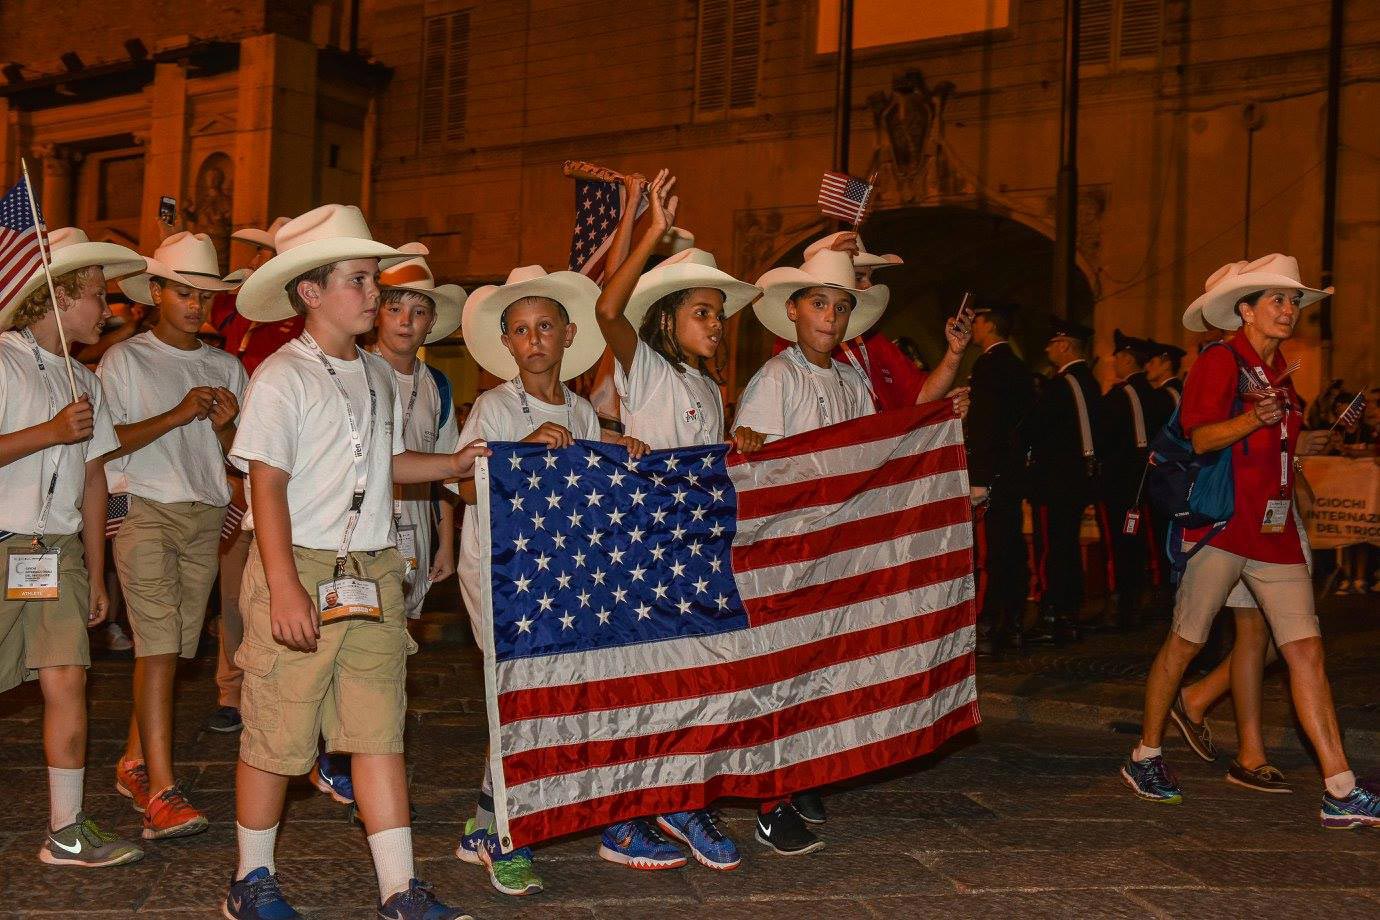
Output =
[{"x1": 488, "y1": 440, "x2": 747, "y2": 662}]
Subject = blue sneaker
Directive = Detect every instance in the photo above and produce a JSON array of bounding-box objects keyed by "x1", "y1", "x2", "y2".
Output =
[
  {"x1": 310, "y1": 751, "x2": 354, "y2": 805},
  {"x1": 453, "y1": 817, "x2": 488, "y2": 865},
  {"x1": 378, "y1": 879, "x2": 472, "y2": 919},
  {"x1": 656, "y1": 810, "x2": 740, "y2": 870},
  {"x1": 1321, "y1": 785, "x2": 1380, "y2": 829},
  {"x1": 224, "y1": 867, "x2": 301, "y2": 920},
  {"x1": 1120, "y1": 754, "x2": 1183, "y2": 804},
  {"x1": 597, "y1": 819, "x2": 687, "y2": 870}
]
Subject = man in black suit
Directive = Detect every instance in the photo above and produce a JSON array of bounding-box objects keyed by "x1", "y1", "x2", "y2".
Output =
[
  {"x1": 1145, "y1": 339, "x2": 1185, "y2": 406},
  {"x1": 1025, "y1": 319, "x2": 1102, "y2": 644},
  {"x1": 966, "y1": 303, "x2": 1037, "y2": 656},
  {"x1": 1098, "y1": 330, "x2": 1174, "y2": 628}
]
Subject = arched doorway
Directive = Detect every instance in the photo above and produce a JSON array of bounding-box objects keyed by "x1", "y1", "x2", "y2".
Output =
[{"x1": 734, "y1": 205, "x2": 1097, "y2": 392}]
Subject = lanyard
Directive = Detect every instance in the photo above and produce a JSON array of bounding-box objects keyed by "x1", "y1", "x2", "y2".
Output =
[
  {"x1": 300, "y1": 333, "x2": 376, "y2": 576},
  {"x1": 21, "y1": 330, "x2": 65, "y2": 546},
  {"x1": 839, "y1": 339, "x2": 878, "y2": 409},
  {"x1": 513, "y1": 377, "x2": 574, "y2": 434},
  {"x1": 788, "y1": 346, "x2": 846, "y2": 426},
  {"x1": 670, "y1": 366, "x2": 712, "y2": 439}
]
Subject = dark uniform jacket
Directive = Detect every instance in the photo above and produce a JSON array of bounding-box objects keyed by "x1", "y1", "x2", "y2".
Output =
[
  {"x1": 1025, "y1": 359, "x2": 1103, "y2": 504},
  {"x1": 1100, "y1": 371, "x2": 1173, "y2": 502},
  {"x1": 965, "y1": 341, "x2": 1036, "y2": 496}
]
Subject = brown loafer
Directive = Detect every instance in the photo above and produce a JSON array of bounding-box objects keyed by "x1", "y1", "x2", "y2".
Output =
[
  {"x1": 1168, "y1": 692, "x2": 1218, "y2": 762},
  {"x1": 1225, "y1": 761, "x2": 1292, "y2": 794}
]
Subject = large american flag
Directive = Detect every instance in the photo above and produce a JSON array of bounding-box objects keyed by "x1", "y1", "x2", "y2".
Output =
[
  {"x1": 567, "y1": 178, "x2": 646, "y2": 283},
  {"x1": 818, "y1": 171, "x2": 874, "y2": 225},
  {"x1": 0, "y1": 176, "x2": 45, "y2": 313},
  {"x1": 477, "y1": 401, "x2": 979, "y2": 849}
]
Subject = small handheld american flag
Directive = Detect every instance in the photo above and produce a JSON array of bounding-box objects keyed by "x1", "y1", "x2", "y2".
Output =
[
  {"x1": 1330, "y1": 392, "x2": 1365, "y2": 433},
  {"x1": 818, "y1": 171, "x2": 874, "y2": 226},
  {"x1": 0, "y1": 174, "x2": 45, "y2": 314}
]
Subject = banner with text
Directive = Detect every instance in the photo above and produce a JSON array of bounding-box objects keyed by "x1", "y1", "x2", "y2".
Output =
[{"x1": 1302, "y1": 456, "x2": 1380, "y2": 549}]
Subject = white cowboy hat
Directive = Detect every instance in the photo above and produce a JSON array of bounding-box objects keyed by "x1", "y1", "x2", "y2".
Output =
[
  {"x1": 803, "y1": 231, "x2": 903, "y2": 270},
  {"x1": 1183, "y1": 253, "x2": 1330, "y2": 332},
  {"x1": 231, "y1": 216, "x2": 291, "y2": 252},
  {"x1": 236, "y1": 204, "x2": 406, "y2": 322},
  {"x1": 379, "y1": 242, "x2": 466, "y2": 344},
  {"x1": 119, "y1": 231, "x2": 247, "y2": 305},
  {"x1": 624, "y1": 248, "x2": 760, "y2": 332},
  {"x1": 752, "y1": 249, "x2": 890, "y2": 343},
  {"x1": 461, "y1": 265, "x2": 604, "y2": 381},
  {"x1": 0, "y1": 228, "x2": 145, "y2": 331}
]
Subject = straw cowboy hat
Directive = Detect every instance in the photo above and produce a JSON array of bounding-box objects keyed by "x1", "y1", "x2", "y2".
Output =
[
  {"x1": 119, "y1": 231, "x2": 248, "y2": 305},
  {"x1": 236, "y1": 204, "x2": 406, "y2": 322},
  {"x1": 461, "y1": 266, "x2": 604, "y2": 381},
  {"x1": 379, "y1": 242, "x2": 466, "y2": 344},
  {"x1": 231, "y1": 217, "x2": 291, "y2": 252},
  {"x1": 1183, "y1": 253, "x2": 1330, "y2": 332},
  {"x1": 752, "y1": 249, "x2": 890, "y2": 343},
  {"x1": 624, "y1": 248, "x2": 760, "y2": 331},
  {"x1": 804, "y1": 231, "x2": 903, "y2": 270},
  {"x1": 0, "y1": 227, "x2": 145, "y2": 331}
]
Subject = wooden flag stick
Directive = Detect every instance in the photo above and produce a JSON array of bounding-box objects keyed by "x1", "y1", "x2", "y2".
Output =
[
  {"x1": 851, "y1": 169, "x2": 880, "y2": 230},
  {"x1": 19, "y1": 158, "x2": 79, "y2": 402},
  {"x1": 563, "y1": 160, "x2": 626, "y2": 183}
]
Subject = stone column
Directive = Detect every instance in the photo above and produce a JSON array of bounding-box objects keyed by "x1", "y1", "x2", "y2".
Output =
[
  {"x1": 31, "y1": 143, "x2": 80, "y2": 228},
  {"x1": 141, "y1": 61, "x2": 189, "y2": 249}
]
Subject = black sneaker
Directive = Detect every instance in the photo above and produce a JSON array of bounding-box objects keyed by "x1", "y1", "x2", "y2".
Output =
[
  {"x1": 205, "y1": 706, "x2": 243, "y2": 733},
  {"x1": 755, "y1": 803, "x2": 823, "y2": 856},
  {"x1": 791, "y1": 791, "x2": 826, "y2": 825}
]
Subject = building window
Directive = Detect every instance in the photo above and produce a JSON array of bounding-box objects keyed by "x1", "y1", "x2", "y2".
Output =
[
  {"x1": 1080, "y1": 0, "x2": 1161, "y2": 70},
  {"x1": 816, "y1": 0, "x2": 1012, "y2": 52},
  {"x1": 696, "y1": 0, "x2": 761, "y2": 117},
  {"x1": 420, "y1": 10, "x2": 470, "y2": 148}
]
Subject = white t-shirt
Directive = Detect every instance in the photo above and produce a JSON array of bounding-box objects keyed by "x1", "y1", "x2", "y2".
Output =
[
  {"x1": 229, "y1": 339, "x2": 404, "y2": 551},
  {"x1": 456, "y1": 381, "x2": 601, "y2": 641},
  {"x1": 0, "y1": 330, "x2": 119, "y2": 536},
  {"x1": 734, "y1": 349, "x2": 875, "y2": 442},
  {"x1": 98, "y1": 331, "x2": 248, "y2": 505},
  {"x1": 614, "y1": 339, "x2": 723, "y2": 449}
]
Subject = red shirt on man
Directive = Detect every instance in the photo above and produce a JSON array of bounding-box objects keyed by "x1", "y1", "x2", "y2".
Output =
[{"x1": 1180, "y1": 334, "x2": 1303, "y2": 564}]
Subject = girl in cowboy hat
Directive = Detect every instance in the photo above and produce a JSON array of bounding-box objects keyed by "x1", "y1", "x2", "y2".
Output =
[
  {"x1": 592, "y1": 169, "x2": 763, "y2": 873},
  {"x1": 100, "y1": 231, "x2": 250, "y2": 843},
  {"x1": 1124, "y1": 254, "x2": 1380, "y2": 829},
  {"x1": 0, "y1": 228, "x2": 147, "y2": 869},
  {"x1": 449, "y1": 259, "x2": 647, "y2": 895}
]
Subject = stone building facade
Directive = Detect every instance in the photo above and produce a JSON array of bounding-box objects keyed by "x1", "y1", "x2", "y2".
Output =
[{"x1": 3, "y1": 0, "x2": 1378, "y2": 402}]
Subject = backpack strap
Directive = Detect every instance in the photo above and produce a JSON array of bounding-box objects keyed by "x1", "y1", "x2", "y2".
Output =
[{"x1": 426, "y1": 363, "x2": 453, "y2": 430}]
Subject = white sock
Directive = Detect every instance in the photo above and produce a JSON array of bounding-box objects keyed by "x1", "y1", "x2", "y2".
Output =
[
  {"x1": 1325, "y1": 770, "x2": 1357, "y2": 799},
  {"x1": 236, "y1": 823, "x2": 279, "y2": 880},
  {"x1": 368, "y1": 826, "x2": 414, "y2": 902},
  {"x1": 1133, "y1": 743, "x2": 1162, "y2": 762},
  {"x1": 48, "y1": 766, "x2": 84, "y2": 831}
]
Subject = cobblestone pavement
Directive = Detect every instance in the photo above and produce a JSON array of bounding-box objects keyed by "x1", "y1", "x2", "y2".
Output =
[{"x1": 2, "y1": 616, "x2": 1380, "y2": 918}]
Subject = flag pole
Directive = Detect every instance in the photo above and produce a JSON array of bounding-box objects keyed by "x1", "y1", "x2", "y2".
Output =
[{"x1": 19, "y1": 158, "x2": 79, "y2": 402}]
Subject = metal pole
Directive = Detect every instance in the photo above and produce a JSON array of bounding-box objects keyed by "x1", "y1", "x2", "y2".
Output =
[
  {"x1": 1320, "y1": 0, "x2": 1343, "y2": 380},
  {"x1": 1052, "y1": 0, "x2": 1080, "y2": 319},
  {"x1": 832, "y1": 0, "x2": 855, "y2": 174}
]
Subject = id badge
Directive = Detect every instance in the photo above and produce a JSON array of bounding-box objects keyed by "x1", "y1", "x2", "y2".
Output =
[
  {"x1": 6, "y1": 547, "x2": 60, "y2": 601},
  {"x1": 316, "y1": 576, "x2": 383, "y2": 625},
  {"x1": 396, "y1": 524, "x2": 419, "y2": 577},
  {"x1": 1260, "y1": 499, "x2": 1291, "y2": 534},
  {"x1": 1122, "y1": 510, "x2": 1141, "y2": 536}
]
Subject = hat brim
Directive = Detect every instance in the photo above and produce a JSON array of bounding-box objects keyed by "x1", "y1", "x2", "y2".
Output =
[
  {"x1": 460, "y1": 272, "x2": 604, "y2": 381},
  {"x1": 1184, "y1": 274, "x2": 1330, "y2": 332},
  {"x1": 231, "y1": 229, "x2": 277, "y2": 251},
  {"x1": 381, "y1": 282, "x2": 467, "y2": 344},
  {"x1": 236, "y1": 239, "x2": 408, "y2": 322},
  {"x1": 1, "y1": 242, "x2": 146, "y2": 331},
  {"x1": 855, "y1": 252, "x2": 903, "y2": 269},
  {"x1": 625, "y1": 264, "x2": 760, "y2": 332},
  {"x1": 119, "y1": 258, "x2": 245, "y2": 305},
  {"x1": 750, "y1": 268, "x2": 889, "y2": 343}
]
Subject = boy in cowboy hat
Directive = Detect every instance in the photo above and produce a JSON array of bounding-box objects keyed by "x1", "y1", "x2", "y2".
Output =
[
  {"x1": 224, "y1": 204, "x2": 487, "y2": 920},
  {"x1": 305, "y1": 243, "x2": 466, "y2": 809},
  {"x1": 98, "y1": 231, "x2": 250, "y2": 841},
  {"x1": 0, "y1": 228, "x2": 147, "y2": 868},
  {"x1": 449, "y1": 261, "x2": 647, "y2": 895}
]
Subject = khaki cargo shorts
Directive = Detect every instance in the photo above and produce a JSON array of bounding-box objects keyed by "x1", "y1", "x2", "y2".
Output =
[
  {"x1": 235, "y1": 541, "x2": 414, "y2": 776},
  {"x1": 1173, "y1": 545, "x2": 1319, "y2": 647},
  {"x1": 0, "y1": 533, "x2": 91, "y2": 693},
  {"x1": 113, "y1": 495, "x2": 226, "y2": 658}
]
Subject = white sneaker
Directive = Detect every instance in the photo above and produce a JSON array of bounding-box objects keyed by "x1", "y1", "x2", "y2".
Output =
[{"x1": 105, "y1": 623, "x2": 133, "y2": 651}]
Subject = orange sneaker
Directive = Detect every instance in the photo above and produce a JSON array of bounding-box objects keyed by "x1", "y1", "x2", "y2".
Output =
[
  {"x1": 115, "y1": 759, "x2": 151, "y2": 813},
  {"x1": 142, "y1": 785, "x2": 209, "y2": 840}
]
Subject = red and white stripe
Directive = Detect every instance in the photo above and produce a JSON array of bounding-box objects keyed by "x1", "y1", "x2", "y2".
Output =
[
  {"x1": 491, "y1": 401, "x2": 979, "y2": 848},
  {"x1": 0, "y1": 226, "x2": 43, "y2": 312}
]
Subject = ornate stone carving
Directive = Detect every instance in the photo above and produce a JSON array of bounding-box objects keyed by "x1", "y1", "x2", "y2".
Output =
[
  {"x1": 184, "y1": 152, "x2": 234, "y2": 270},
  {"x1": 866, "y1": 70, "x2": 973, "y2": 205}
]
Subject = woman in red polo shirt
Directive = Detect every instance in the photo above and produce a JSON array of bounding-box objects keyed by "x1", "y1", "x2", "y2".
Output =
[{"x1": 1120, "y1": 254, "x2": 1380, "y2": 828}]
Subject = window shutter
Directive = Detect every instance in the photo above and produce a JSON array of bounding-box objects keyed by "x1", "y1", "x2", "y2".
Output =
[
  {"x1": 728, "y1": 0, "x2": 761, "y2": 110},
  {"x1": 420, "y1": 16, "x2": 448, "y2": 147},
  {"x1": 1118, "y1": 0, "x2": 1161, "y2": 60},
  {"x1": 1080, "y1": 0, "x2": 1114, "y2": 66},
  {"x1": 445, "y1": 10, "x2": 470, "y2": 143},
  {"x1": 697, "y1": 0, "x2": 730, "y2": 113},
  {"x1": 420, "y1": 11, "x2": 470, "y2": 149}
]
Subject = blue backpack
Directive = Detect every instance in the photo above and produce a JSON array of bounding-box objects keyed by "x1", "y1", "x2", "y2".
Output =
[{"x1": 1144, "y1": 342, "x2": 1250, "y2": 580}]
